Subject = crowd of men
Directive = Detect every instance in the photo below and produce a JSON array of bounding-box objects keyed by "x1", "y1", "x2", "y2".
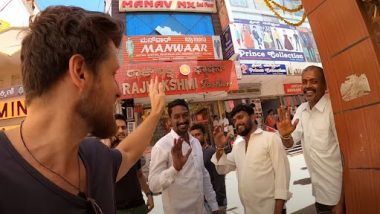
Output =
[{"x1": 0, "y1": 5, "x2": 344, "y2": 214}]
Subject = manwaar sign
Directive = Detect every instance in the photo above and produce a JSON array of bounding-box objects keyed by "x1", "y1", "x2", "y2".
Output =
[
  {"x1": 119, "y1": 0, "x2": 216, "y2": 13},
  {"x1": 123, "y1": 35, "x2": 223, "y2": 62}
]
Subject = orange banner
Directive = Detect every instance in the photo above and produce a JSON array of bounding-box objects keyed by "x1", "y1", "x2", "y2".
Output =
[
  {"x1": 116, "y1": 60, "x2": 238, "y2": 99},
  {"x1": 123, "y1": 35, "x2": 223, "y2": 62}
]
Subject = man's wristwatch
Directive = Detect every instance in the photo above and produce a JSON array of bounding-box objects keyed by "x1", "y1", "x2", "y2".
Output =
[{"x1": 146, "y1": 191, "x2": 153, "y2": 196}]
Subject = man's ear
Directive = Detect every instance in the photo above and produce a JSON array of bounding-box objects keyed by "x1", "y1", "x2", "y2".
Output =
[{"x1": 68, "y1": 54, "x2": 88, "y2": 91}]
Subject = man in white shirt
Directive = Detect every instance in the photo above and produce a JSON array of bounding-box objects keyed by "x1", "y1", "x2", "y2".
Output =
[
  {"x1": 212, "y1": 104, "x2": 291, "y2": 214},
  {"x1": 219, "y1": 113, "x2": 229, "y2": 135},
  {"x1": 277, "y1": 65, "x2": 344, "y2": 214},
  {"x1": 149, "y1": 99, "x2": 219, "y2": 214}
]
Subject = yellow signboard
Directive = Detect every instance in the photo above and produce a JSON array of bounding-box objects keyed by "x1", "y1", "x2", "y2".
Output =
[
  {"x1": 0, "y1": 20, "x2": 11, "y2": 33},
  {"x1": 0, "y1": 97, "x2": 27, "y2": 120}
]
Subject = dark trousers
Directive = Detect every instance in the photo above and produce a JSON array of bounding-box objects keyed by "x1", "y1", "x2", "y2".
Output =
[{"x1": 315, "y1": 202, "x2": 335, "y2": 214}]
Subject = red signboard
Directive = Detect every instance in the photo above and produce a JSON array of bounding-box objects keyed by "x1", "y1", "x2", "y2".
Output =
[
  {"x1": 283, "y1": 83, "x2": 303, "y2": 95},
  {"x1": 116, "y1": 60, "x2": 238, "y2": 99},
  {"x1": 119, "y1": 0, "x2": 216, "y2": 13},
  {"x1": 123, "y1": 35, "x2": 223, "y2": 62}
]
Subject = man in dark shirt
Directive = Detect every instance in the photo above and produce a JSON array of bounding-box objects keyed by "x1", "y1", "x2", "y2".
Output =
[
  {"x1": 109, "y1": 114, "x2": 154, "y2": 214},
  {"x1": 0, "y1": 6, "x2": 165, "y2": 214},
  {"x1": 190, "y1": 124, "x2": 227, "y2": 213}
]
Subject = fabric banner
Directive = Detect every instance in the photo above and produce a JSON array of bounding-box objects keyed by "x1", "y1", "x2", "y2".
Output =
[
  {"x1": 123, "y1": 35, "x2": 223, "y2": 62},
  {"x1": 119, "y1": 0, "x2": 217, "y2": 13},
  {"x1": 116, "y1": 60, "x2": 238, "y2": 99}
]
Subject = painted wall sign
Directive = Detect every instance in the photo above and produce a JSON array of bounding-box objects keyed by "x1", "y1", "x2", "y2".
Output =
[
  {"x1": 123, "y1": 35, "x2": 223, "y2": 62},
  {"x1": 119, "y1": 0, "x2": 217, "y2": 13},
  {"x1": 116, "y1": 60, "x2": 238, "y2": 99}
]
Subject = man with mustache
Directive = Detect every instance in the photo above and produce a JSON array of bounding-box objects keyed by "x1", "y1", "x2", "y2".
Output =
[
  {"x1": 190, "y1": 124, "x2": 227, "y2": 213},
  {"x1": 149, "y1": 99, "x2": 219, "y2": 214},
  {"x1": 212, "y1": 104, "x2": 291, "y2": 214},
  {"x1": 277, "y1": 65, "x2": 344, "y2": 214},
  {"x1": 109, "y1": 114, "x2": 154, "y2": 214}
]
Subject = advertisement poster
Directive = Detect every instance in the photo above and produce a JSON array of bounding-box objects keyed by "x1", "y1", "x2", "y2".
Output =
[
  {"x1": 231, "y1": 18, "x2": 320, "y2": 62},
  {"x1": 119, "y1": 0, "x2": 217, "y2": 13},
  {"x1": 123, "y1": 35, "x2": 223, "y2": 62},
  {"x1": 221, "y1": 25, "x2": 239, "y2": 60},
  {"x1": 116, "y1": 60, "x2": 238, "y2": 99}
]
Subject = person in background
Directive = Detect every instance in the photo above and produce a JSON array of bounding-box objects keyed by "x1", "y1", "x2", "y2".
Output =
[
  {"x1": 190, "y1": 124, "x2": 227, "y2": 213},
  {"x1": 219, "y1": 113, "x2": 229, "y2": 135},
  {"x1": 212, "y1": 104, "x2": 291, "y2": 214},
  {"x1": 212, "y1": 115, "x2": 220, "y2": 128},
  {"x1": 277, "y1": 65, "x2": 344, "y2": 214},
  {"x1": 109, "y1": 114, "x2": 154, "y2": 214},
  {"x1": 149, "y1": 99, "x2": 220, "y2": 214},
  {"x1": 266, "y1": 109, "x2": 277, "y2": 129}
]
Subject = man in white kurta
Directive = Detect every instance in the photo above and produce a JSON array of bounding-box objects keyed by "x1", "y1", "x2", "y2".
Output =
[
  {"x1": 277, "y1": 66, "x2": 343, "y2": 213},
  {"x1": 148, "y1": 99, "x2": 218, "y2": 214},
  {"x1": 212, "y1": 104, "x2": 292, "y2": 214}
]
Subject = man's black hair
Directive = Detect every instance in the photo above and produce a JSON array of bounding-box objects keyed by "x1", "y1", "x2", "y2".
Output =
[
  {"x1": 190, "y1": 123, "x2": 206, "y2": 134},
  {"x1": 114, "y1": 113, "x2": 126, "y2": 121},
  {"x1": 167, "y1": 99, "x2": 189, "y2": 116},
  {"x1": 230, "y1": 104, "x2": 255, "y2": 118}
]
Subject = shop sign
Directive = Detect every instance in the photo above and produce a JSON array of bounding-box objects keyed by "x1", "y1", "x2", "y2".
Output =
[
  {"x1": 119, "y1": 0, "x2": 216, "y2": 13},
  {"x1": 283, "y1": 83, "x2": 303, "y2": 95},
  {"x1": 221, "y1": 25, "x2": 239, "y2": 60},
  {"x1": 232, "y1": 18, "x2": 315, "y2": 62},
  {"x1": 123, "y1": 35, "x2": 223, "y2": 62},
  {"x1": 0, "y1": 97, "x2": 27, "y2": 120},
  {"x1": 0, "y1": 85, "x2": 24, "y2": 100},
  {"x1": 239, "y1": 49, "x2": 305, "y2": 61},
  {"x1": 240, "y1": 63, "x2": 286, "y2": 75},
  {"x1": 116, "y1": 60, "x2": 238, "y2": 99}
]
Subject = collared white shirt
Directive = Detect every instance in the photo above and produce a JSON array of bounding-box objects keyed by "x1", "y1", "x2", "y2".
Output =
[
  {"x1": 292, "y1": 94, "x2": 343, "y2": 205},
  {"x1": 148, "y1": 130, "x2": 218, "y2": 214},
  {"x1": 212, "y1": 129, "x2": 292, "y2": 214}
]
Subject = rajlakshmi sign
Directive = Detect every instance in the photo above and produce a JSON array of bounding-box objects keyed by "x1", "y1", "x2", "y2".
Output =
[
  {"x1": 0, "y1": 97, "x2": 27, "y2": 120},
  {"x1": 123, "y1": 35, "x2": 223, "y2": 62},
  {"x1": 116, "y1": 60, "x2": 238, "y2": 99},
  {"x1": 119, "y1": 0, "x2": 216, "y2": 13}
]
